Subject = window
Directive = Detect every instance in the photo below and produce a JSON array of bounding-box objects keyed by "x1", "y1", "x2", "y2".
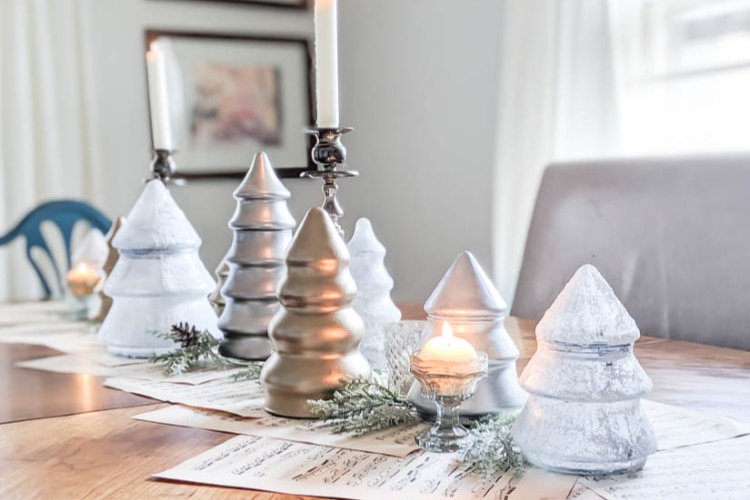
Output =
[{"x1": 611, "y1": 0, "x2": 750, "y2": 155}]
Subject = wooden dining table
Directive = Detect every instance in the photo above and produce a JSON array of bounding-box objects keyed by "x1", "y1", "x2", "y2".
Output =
[{"x1": 1, "y1": 306, "x2": 749, "y2": 499}]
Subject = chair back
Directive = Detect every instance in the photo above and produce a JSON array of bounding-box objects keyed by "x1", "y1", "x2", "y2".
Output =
[
  {"x1": 0, "y1": 200, "x2": 112, "y2": 298},
  {"x1": 512, "y1": 155, "x2": 750, "y2": 350}
]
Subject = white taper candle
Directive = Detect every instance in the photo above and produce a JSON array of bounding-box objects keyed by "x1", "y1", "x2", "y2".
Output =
[
  {"x1": 146, "y1": 42, "x2": 173, "y2": 150},
  {"x1": 314, "y1": 0, "x2": 340, "y2": 128}
]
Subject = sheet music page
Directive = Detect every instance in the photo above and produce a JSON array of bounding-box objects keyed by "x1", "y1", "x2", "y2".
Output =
[
  {"x1": 642, "y1": 399, "x2": 750, "y2": 450},
  {"x1": 581, "y1": 434, "x2": 750, "y2": 499},
  {"x1": 106, "y1": 376, "x2": 267, "y2": 416},
  {"x1": 135, "y1": 404, "x2": 423, "y2": 457},
  {"x1": 0, "y1": 300, "x2": 70, "y2": 325},
  {"x1": 0, "y1": 321, "x2": 91, "y2": 338},
  {"x1": 155, "y1": 434, "x2": 577, "y2": 500},
  {"x1": 566, "y1": 482, "x2": 606, "y2": 499},
  {"x1": 18, "y1": 355, "x2": 240, "y2": 384},
  {"x1": 0, "y1": 300, "x2": 67, "y2": 315}
]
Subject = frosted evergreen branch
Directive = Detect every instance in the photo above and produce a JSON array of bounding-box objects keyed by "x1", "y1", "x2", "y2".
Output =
[
  {"x1": 459, "y1": 413, "x2": 526, "y2": 476},
  {"x1": 308, "y1": 376, "x2": 418, "y2": 435},
  {"x1": 148, "y1": 325, "x2": 228, "y2": 376},
  {"x1": 230, "y1": 362, "x2": 263, "y2": 381}
]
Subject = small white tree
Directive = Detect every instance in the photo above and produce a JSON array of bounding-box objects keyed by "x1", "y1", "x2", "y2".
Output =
[{"x1": 347, "y1": 218, "x2": 401, "y2": 368}]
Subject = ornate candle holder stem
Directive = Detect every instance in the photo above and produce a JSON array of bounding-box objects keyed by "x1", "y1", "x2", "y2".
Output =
[
  {"x1": 410, "y1": 352, "x2": 488, "y2": 452},
  {"x1": 149, "y1": 149, "x2": 176, "y2": 183},
  {"x1": 303, "y1": 127, "x2": 358, "y2": 236}
]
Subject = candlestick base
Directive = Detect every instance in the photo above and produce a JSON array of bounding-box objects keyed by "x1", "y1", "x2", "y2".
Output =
[
  {"x1": 303, "y1": 127, "x2": 358, "y2": 236},
  {"x1": 149, "y1": 149, "x2": 177, "y2": 183}
]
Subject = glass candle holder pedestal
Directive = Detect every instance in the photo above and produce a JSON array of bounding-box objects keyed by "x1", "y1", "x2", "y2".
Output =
[
  {"x1": 410, "y1": 352, "x2": 488, "y2": 452},
  {"x1": 66, "y1": 277, "x2": 101, "y2": 320}
]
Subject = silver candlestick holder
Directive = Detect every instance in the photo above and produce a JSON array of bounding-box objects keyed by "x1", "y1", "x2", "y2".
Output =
[
  {"x1": 149, "y1": 149, "x2": 176, "y2": 182},
  {"x1": 303, "y1": 127, "x2": 358, "y2": 236}
]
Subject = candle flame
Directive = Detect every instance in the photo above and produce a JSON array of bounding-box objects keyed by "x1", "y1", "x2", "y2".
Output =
[
  {"x1": 149, "y1": 40, "x2": 161, "y2": 54},
  {"x1": 441, "y1": 321, "x2": 454, "y2": 339},
  {"x1": 73, "y1": 261, "x2": 91, "y2": 272}
]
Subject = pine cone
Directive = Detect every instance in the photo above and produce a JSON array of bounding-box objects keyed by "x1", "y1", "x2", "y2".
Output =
[{"x1": 170, "y1": 322, "x2": 201, "y2": 348}]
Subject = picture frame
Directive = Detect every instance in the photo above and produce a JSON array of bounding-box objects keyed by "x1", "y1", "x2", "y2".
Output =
[
  {"x1": 167, "y1": 0, "x2": 308, "y2": 9},
  {"x1": 145, "y1": 30, "x2": 314, "y2": 179}
]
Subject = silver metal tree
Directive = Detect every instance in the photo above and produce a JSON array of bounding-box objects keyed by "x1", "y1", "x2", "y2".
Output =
[{"x1": 218, "y1": 152, "x2": 295, "y2": 361}]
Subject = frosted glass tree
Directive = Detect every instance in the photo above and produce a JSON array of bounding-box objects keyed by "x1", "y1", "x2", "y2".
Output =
[
  {"x1": 347, "y1": 218, "x2": 401, "y2": 368},
  {"x1": 218, "y1": 152, "x2": 295, "y2": 360},
  {"x1": 262, "y1": 207, "x2": 371, "y2": 418},
  {"x1": 98, "y1": 180, "x2": 219, "y2": 358},
  {"x1": 512, "y1": 264, "x2": 657, "y2": 475}
]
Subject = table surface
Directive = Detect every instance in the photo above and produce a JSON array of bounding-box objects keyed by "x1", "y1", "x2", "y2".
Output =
[{"x1": 1, "y1": 311, "x2": 749, "y2": 499}]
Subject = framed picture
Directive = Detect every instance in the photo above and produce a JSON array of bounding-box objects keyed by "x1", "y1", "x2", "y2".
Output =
[
  {"x1": 145, "y1": 30, "x2": 314, "y2": 179},
  {"x1": 166, "y1": 0, "x2": 308, "y2": 8}
]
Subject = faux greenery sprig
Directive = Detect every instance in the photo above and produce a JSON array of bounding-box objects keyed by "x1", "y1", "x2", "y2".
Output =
[
  {"x1": 149, "y1": 322, "x2": 229, "y2": 376},
  {"x1": 459, "y1": 413, "x2": 526, "y2": 475},
  {"x1": 230, "y1": 362, "x2": 263, "y2": 381},
  {"x1": 308, "y1": 376, "x2": 419, "y2": 435}
]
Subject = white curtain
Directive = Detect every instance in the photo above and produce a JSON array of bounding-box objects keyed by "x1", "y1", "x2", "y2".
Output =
[
  {"x1": 0, "y1": 0, "x2": 98, "y2": 300},
  {"x1": 492, "y1": 0, "x2": 619, "y2": 302}
]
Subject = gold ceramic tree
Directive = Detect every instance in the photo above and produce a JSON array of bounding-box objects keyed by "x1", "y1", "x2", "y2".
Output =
[{"x1": 261, "y1": 207, "x2": 371, "y2": 418}]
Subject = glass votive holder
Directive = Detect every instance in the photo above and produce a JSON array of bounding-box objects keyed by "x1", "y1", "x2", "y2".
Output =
[
  {"x1": 66, "y1": 273, "x2": 102, "y2": 321},
  {"x1": 383, "y1": 320, "x2": 428, "y2": 395},
  {"x1": 409, "y1": 351, "x2": 488, "y2": 452}
]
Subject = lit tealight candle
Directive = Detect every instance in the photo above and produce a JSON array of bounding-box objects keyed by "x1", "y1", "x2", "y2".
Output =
[
  {"x1": 66, "y1": 262, "x2": 101, "y2": 296},
  {"x1": 418, "y1": 322, "x2": 478, "y2": 364}
]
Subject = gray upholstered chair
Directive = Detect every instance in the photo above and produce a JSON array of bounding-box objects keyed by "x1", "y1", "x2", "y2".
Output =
[{"x1": 511, "y1": 155, "x2": 750, "y2": 351}]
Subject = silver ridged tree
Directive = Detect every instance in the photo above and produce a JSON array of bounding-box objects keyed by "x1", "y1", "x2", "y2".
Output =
[{"x1": 218, "y1": 152, "x2": 295, "y2": 360}]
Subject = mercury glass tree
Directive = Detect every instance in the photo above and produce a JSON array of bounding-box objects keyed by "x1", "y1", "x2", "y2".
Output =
[{"x1": 512, "y1": 264, "x2": 657, "y2": 475}]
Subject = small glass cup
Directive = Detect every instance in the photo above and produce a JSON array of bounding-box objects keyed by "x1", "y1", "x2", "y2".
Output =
[
  {"x1": 66, "y1": 274, "x2": 102, "y2": 321},
  {"x1": 410, "y1": 351, "x2": 488, "y2": 452}
]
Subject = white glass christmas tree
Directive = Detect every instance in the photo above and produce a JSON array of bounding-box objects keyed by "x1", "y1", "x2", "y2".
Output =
[
  {"x1": 98, "y1": 180, "x2": 219, "y2": 358},
  {"x1": 408, "y1": 251, "x2": 525, "y2": 416},
  {"x1": 512, "y1": 264, "x2": 657, "y2": 475},
  {"x1": 347, "y1": 218, "x2": 401, "y2": 368},
  {"x1": 218, "y1": 152, "x2": 295, "y2": 360}
]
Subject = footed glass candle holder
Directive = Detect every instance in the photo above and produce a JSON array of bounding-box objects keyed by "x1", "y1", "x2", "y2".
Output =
[
  {"x1": 410, "y1": 351, "x2": 488, "y2": 452},
  {"x1": 66, "y1": 263, "x2": 103, "y2": 320}
]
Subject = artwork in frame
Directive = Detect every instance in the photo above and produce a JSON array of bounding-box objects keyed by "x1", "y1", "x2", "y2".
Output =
[
  {"x1": 145, "y1": 30, "x2": 314, "y2": 179},
  {"x1": 174, "y1": 0, "x2": 308, "y2": 8}
]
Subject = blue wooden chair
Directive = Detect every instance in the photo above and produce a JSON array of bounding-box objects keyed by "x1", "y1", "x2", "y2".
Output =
[{"x1": 0, "y1": 200, "x2": 112, "y2": 298}]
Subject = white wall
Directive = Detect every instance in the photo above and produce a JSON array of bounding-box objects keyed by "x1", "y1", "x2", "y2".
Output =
[{"x1": 85, "y1": 0, "x2": 504, "y2": 303}]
